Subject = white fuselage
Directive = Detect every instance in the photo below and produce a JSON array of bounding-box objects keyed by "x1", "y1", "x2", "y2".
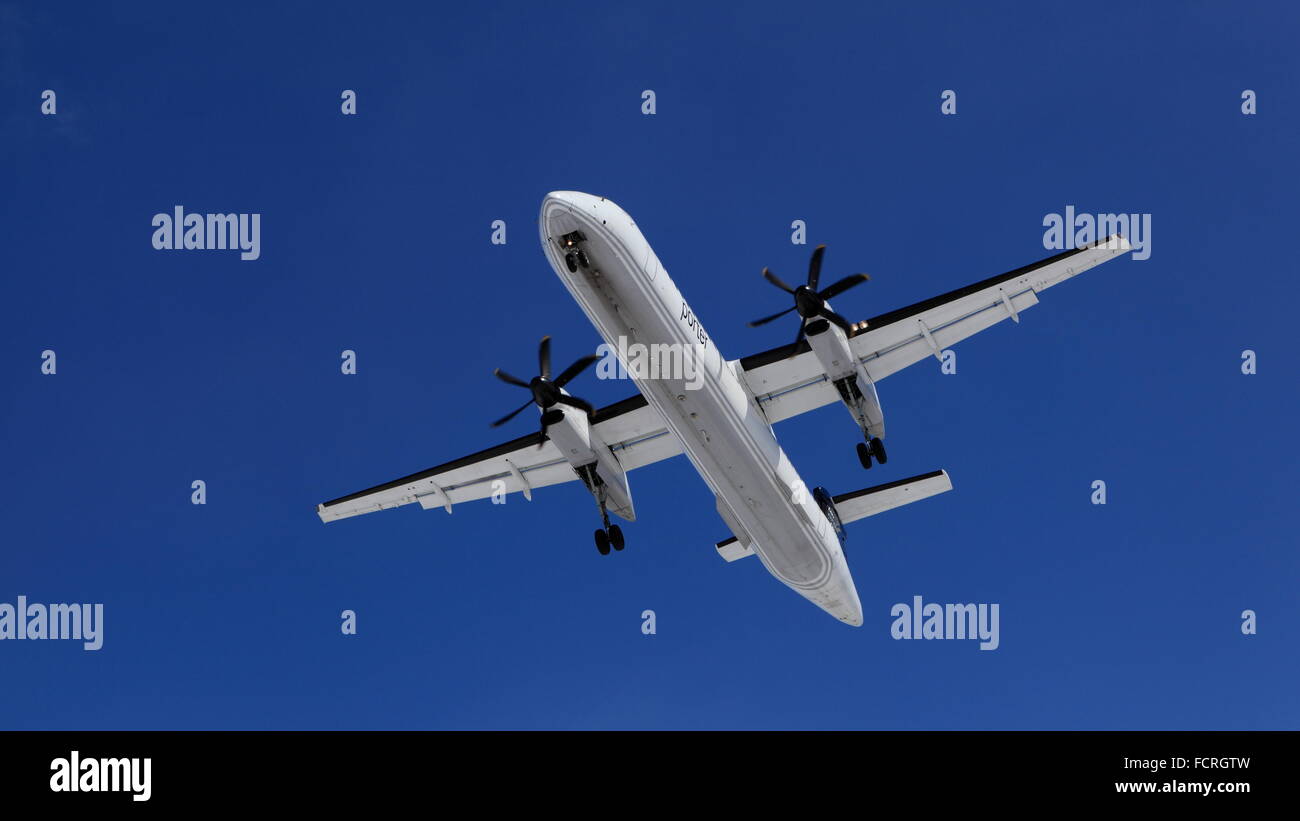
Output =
[{"x1": 540, "y1": 192, "x2": 863, "y2": 625}]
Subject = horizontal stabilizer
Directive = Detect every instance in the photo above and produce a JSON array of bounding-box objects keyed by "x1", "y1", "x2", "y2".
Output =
[
  {"x1": 715, "y1": 535, "x2": 753, "y2": 562},
  {"x1": 715, "y1": 469, "x2": 953, "y2": 562},
  {"x1": 831, "y1": 469, "x2": 952, "y2": 524}
]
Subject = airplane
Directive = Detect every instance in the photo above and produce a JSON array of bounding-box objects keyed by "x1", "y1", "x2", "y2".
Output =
[{"x1": 317, "y1": 191, "x2": 1133, "y2": 626}]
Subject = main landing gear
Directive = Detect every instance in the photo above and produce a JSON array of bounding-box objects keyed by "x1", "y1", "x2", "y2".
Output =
[
  {"x1": 856, "y1": 437, "x2": 888, "y2": 470},
  {"x1": 578, "y1": 463, "x2": 625, "y2": 555},
  {"x1": 594, "y1": 523, "x2": 625, "y2": 555}
]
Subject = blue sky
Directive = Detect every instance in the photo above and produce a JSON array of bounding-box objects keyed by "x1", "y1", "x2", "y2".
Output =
[{"x1": 1, "y1": 1, "x2": 1296, "y2": 729}]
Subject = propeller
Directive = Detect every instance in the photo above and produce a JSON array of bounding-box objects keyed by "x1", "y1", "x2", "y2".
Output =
[
  {"x1": 491, "y1": 335, "x2": 600, "y2": 443},
  {"x1": 748, "y1": 244, "x2": 870, "y2": 349}
]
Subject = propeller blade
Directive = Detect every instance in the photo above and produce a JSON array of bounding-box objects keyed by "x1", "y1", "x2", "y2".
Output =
[
  {"x1": 555, "y1": 394, "x2": 595, "y2": 416},
  {"x1": 494, "y1": 368, "x2": 530, "y2": 388},
  {"x1": 807, "y1": 244, "x2": 826, "y2": 290},
  {"x1": 538, "y1": 335, "x2": 552, "y2": 380},
  {"x1": 817, "y1": 273, "x2": 870, "y2": 300},
  {"x1": 491, "y1": 398, "x2": 534, "y2": 428},
  {"x1": 819, "y1": 307, "x2": 855, "y2": 335},
  {"x1": 747, "y1": 305, "x2": 797, "y2": 328},
  {"x1": 553, "y1": 353, "x2": 600, "y2": 388},
  {"x1": 538, "y1": 415, "x2": 548, "y2": 448},
  {"x1": 785, "y1": 319, "x2": 806, "y2": 353},
  {"x1": 762, "y1": 267, "x2": 795, "y2": 294}
]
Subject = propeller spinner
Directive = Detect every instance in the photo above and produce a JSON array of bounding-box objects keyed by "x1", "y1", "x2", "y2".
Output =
[{"x1": 748, "y1": 244, "x2": 870, "y2": 348}]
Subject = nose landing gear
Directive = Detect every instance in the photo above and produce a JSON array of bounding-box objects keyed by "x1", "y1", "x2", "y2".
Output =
[
  {"x1": 560, "y1": 231, "x2": 590, "y2": 274},
  {"x1": 564, "y1": 249, "x2": 590, "y2": 273}
]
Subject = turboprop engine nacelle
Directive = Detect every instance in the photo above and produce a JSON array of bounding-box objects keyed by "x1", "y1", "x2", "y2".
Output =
[{"x1": 804, "y1": 316, "x2": 886, "y2": 441}]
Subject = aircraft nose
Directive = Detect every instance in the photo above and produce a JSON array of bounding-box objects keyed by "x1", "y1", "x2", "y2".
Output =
[{"x1": 543, "y1": 190, "x2": 599, "y2": 210}]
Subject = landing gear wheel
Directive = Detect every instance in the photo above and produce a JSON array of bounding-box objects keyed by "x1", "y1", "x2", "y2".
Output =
[
  {"x1": 594, "y1": 528, "x2": 610, "y2": 555},
  {"x1": 564, "y1": 253, "x2": 578, "y2": 273},
  {"x1": 576, "y1": 250, "x2": 590, "y2": 269},
  {"x1": 856, "y1": 441, "x2": 873, "y2": 469},
  {"x1": 608, "y1": 525, "x2": 625, "y2": 551},
  {"x1": 869, "y1": 437, "x2": 888, "y2": 464}
]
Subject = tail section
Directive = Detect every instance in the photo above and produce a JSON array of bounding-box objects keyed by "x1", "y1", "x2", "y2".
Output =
[
  {"x1": 715, "y1": 469, "x2": 953, "y2": 562},
  {"x1": 831, "y1": 469, "x2": 952, "y2": 524}
]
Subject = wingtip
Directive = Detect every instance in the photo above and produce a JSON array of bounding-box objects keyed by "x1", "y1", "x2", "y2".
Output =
[{"x1": 1093, "y1": 233, "x2": 1132, "y2": 252}]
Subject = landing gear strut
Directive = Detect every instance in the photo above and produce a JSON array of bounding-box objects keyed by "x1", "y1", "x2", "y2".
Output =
[
  {"x1": 857, "y1": 437, "x2": 887, "y2": 469},
  {"x1": 579, "y1": 464, "x2": 625, "y2": 555}
]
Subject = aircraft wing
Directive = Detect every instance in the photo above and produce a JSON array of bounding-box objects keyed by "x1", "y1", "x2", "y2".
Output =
[
  {"x1": 738, "y1": 236, "x2": 1133, "y2": 423},
  {"x1": 317, "y1": 395, "x2": 680, "y2": 523},
  {"x1": 320, "y1": 238, "x2": 1130, "y2": 522}
]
